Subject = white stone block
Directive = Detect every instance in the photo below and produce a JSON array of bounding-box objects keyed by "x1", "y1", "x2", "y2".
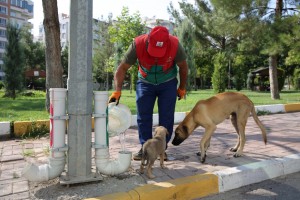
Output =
[
  {"x1": 214, "y1": 159, "x2": 284, "y2": 192},
  {"x1": 0, "y1": 121, "x2": 10, "y2": 136}
]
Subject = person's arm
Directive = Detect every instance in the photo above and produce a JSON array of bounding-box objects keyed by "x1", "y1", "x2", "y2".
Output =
[
  {"x1": 114, "y1": 62, "x2": 131, "y2": 91},
  {"x1": 177, "y1": 60, "x2": 188, "y2": 90}
]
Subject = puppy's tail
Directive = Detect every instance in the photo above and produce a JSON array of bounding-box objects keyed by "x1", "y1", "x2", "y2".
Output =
[
  {"x1": 251, "y1": 106, "x2": 267, "y2": 144},
  {"x1": 141, "y1": 150, "x2": 149, "y2": 166}
]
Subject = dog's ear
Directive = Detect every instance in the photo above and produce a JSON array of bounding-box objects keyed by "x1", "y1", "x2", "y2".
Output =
[{"x1": 183, "y1": 125, "x2": 189, "y2": 136}]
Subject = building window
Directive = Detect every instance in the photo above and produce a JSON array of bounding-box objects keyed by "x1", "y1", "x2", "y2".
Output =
[
  {"x1": 11, "y1": 0, "x2": 16, "y2": 6},
  {"x1": 0, "y1": 0, "x2": 7, "y2": 3},
  {"x1": 0, "y1": 6, "x2": 7, "y2": 14},
  {"x1": 0, "y1": 41, "x2": 6, "y2": 49},
  {"x1": 10, "y1": 11, "x2": 16, "y2": 17},
  {"x1": 0, "y1": 18, "x2": 6, "y2": 27},
  {"x1": 17, "y1": 0, "x2": 21, "y2": 7},
  {"x1": 0, "y1": 29, "x2": 6, "y2": 37}
]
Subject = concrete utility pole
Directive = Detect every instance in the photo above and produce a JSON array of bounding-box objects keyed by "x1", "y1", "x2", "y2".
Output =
[{"x1": 62, "y1": 0, "x2": 100, "y2": 184}]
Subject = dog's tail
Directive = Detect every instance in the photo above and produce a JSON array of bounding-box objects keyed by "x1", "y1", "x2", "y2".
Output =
[
  {"x1": 251, "y1": 106, "x2": 267, "y2": 144},
  {"x1": 141, "y1": 150, "x2": 149, "y2": 166}
]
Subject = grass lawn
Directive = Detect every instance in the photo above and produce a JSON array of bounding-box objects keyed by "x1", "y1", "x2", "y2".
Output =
[{"x1": 0, "y1": 89, "x2": 299, "y2": 122}]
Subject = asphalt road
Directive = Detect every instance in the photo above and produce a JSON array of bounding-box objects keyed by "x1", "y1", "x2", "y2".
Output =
[{"x1": 198, "y1": 172, "x2": 300, "y2": 200}]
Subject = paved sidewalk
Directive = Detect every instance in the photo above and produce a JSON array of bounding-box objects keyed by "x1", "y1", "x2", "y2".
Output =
[{"x1": 1, "y1": 112, "x2": 300, "y2": 199}]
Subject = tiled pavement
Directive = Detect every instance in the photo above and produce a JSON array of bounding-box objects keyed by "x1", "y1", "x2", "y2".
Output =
[{"x1": 1, "y1": 112, "x2": 300, "y2": 199}]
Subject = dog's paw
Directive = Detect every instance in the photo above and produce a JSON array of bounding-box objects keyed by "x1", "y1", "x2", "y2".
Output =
[
  {"x1": 230, "y1": 148, "x2": 237, "y2": 152},
  {"x1": 233, "y1": 153, "x2": 242, "y2": 158},
  {"x1": 200, "y1": 156, "x2": 206, "y2": 163}
]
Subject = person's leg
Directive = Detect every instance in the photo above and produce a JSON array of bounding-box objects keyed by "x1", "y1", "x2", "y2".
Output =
[
  {"x1": 157, "y1": 78, "x2": 178, "y2": 144},
  {"x1": 134, "y1": 80, "x2": 156, "y2": 160}
]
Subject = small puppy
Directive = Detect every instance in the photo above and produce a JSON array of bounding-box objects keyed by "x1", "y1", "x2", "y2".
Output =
[{"x1": 140, "y1": 126, "x2": 168, "y2": 179}]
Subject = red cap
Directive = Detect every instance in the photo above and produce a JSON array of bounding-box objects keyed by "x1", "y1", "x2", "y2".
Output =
[{"x1": 147, "y1": 26, "x2": 169, "y2": 58}]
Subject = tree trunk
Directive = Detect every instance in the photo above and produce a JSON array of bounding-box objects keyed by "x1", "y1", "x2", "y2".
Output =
[
  {"x1": 268, "y1": 0, "x2": 282, "y2": 100},
  {"x1": 269, "y1": 55, "x2": 280, "y2": 99},
  {"x1": 42, "y1": 0, "x2": 63, "y2": 112}
]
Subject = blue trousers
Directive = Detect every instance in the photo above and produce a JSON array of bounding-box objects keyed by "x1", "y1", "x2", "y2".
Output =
[{"x1": 136, "y1": 78, "x2": 178, "y2": 146}]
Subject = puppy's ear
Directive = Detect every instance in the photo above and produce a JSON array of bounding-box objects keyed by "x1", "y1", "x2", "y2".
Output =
[{"x1": 154, "y1": 129, "x2": 158, "y2": 136}]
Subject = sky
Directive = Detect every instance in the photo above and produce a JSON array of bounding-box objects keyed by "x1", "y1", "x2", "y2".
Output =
[{"x1": 29, "y1": 0, "x2": 193, "y2": 37}]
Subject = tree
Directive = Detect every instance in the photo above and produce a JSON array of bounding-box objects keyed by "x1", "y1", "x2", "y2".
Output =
[
  {"x1": 108, "y1": 7, "x2": 145, "y2": 92},
  {"x1": 42, "y1": 0, "x2": 63, "y2": 112},
  {"x1": 3, "y1": 24, "x2": 25, "y2": 99},
  {"x1": 212, "y1": 52, "x2": 227, "y2": 93},
  {"x1": 171, "y1": 0, "x2": 299, "y2": 95},
  {"x1": 175, "y1": 19, "x2": 196, "y2": 91},
  {"x1": 20, "y1": 26, "x2": 45, "y2": 70},
  {"x1": 93, "y1": 15, "x2": 115, "y2": 90},
  {"x1": 168, "y1": 1, "x2": 245, "y2": 90}
]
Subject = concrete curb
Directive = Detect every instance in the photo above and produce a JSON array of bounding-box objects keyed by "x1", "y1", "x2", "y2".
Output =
[
  {"x1": 0, "y1": 121, "x2": 10, "y2": 137},
  {"x1": 1, "y1": 103, "x2": 300, "y2": 138},
  {"x1": 85, "y1": 154, "x2": 300, "y2": 200}
]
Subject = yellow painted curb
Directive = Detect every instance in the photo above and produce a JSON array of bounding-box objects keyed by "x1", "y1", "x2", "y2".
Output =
[
  {"x1": 14, "y1": 120, "x2": 50, "y2": 137},
  {"x1": 87, "y1": 173, "x2": 218, "y2": 200},
  {"x1": 284, "y1": 103, "x2": 300, "y2": 113},
  {"x1": 12, "y1": 118, "x2": 94, "y2": 137},
  {"x1": 85, "y1": 190, "x2": 139, "y2": 200}
]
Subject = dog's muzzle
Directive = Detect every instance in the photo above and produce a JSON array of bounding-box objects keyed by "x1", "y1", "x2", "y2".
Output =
[{"x1": 172, "y1": 137, "x2": 183, "y2": 146}]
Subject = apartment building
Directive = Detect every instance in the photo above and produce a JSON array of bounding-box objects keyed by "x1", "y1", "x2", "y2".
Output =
[
  {"x1": 37, "y1": 14, "x2": 175, "y2": 51},
  {"x1": 0, "y1": 0, "x2": 33, "y2": 80}
]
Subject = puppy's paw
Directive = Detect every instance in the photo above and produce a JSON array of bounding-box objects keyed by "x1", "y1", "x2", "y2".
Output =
[
  {"x1": 161, "y1": 165, "x2": 168, "y2": 169},
  {"x1": 147, "y1": 174, "x2": 155, "y2": 179}
]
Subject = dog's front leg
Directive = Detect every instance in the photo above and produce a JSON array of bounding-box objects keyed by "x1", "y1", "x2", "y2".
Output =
[{"x1": 199, "y1": 126, "x2": 216, "y2": 163}]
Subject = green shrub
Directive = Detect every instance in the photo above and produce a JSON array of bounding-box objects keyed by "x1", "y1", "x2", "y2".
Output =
[
  {"x1": 212, "y1": 52, "x2": 227, "y2": 93},
  {"x1": 292, "y1": 68, "x2": 300, "y2": 90},
  {"x1": 22, "y1": 121, "x2": 49, "y2": 139},
  {"x1": 0, "y1": 81, "x2": 4, "y2": 90}
]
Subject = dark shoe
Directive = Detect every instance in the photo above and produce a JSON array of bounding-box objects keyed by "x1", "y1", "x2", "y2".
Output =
[{"x1": 133, "y1": 148, "x2": 143, "y2": 161}]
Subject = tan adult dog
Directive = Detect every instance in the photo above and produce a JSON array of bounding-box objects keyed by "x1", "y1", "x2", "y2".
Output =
[
  {"x1": 140, "y1": 126, "x2": 168, "y2": 179},
  {"x1": 172, "y1": 92, "x2": 267, "y2": 163}
]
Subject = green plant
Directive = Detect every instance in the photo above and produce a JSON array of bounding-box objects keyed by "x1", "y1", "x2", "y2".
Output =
[
  {"x1": 21, "y1": 121, "x2": 49, "y2": 139},
  {"x1": 0, "y1": 81, "x2": 4, "y2": 90},
  {"x1": 43, "y1": 145, "x2": 50, "y2": 156},
  {"x1": 292, "y1": 68, "x2": 300, "y2": 90},
  {"x1": 212, "y1": 52, "x2": 227, "y2": 93},
  {"x1": 13, "y1": 171, "x2": 20, "y2": 178},
  {"x1": 257, "y1": 110, "x2": 271, "y2": 116},
  {"x1": 22, "y1": 149, "x2": 35, "y2": 157}
]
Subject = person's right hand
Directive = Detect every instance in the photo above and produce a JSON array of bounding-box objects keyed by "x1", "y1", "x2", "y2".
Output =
[
  {"x1": 108, "y1": 91, "x2": 121, "y2": 105},
  {"x1": 177, "y1": 88, "x2": 186, "y2": 100}
]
